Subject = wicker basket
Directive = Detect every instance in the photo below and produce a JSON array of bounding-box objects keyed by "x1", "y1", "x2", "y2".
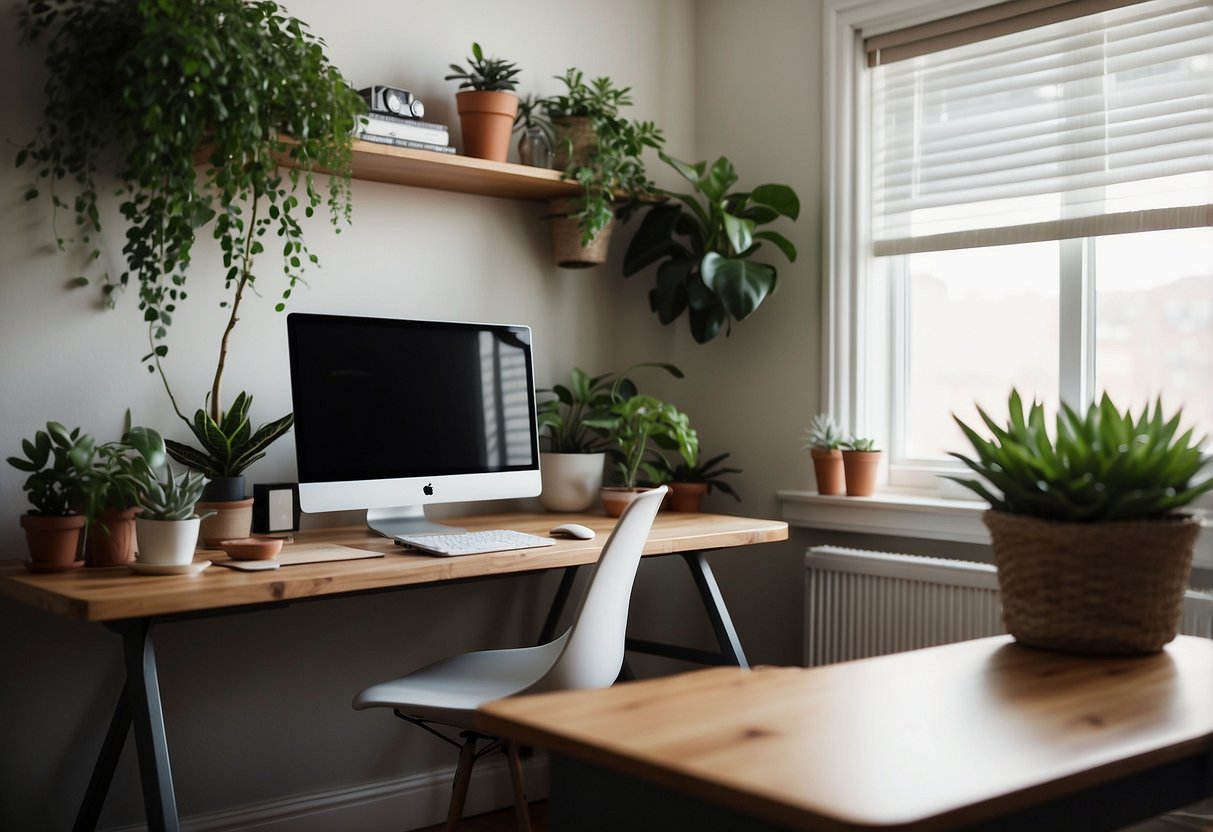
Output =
[
  {"x1": 547, "y1": 198, "x2": 613, "y2": 268},
  {"x1": 984, "y1": 511, "x2": 1199, "y2": 655}
]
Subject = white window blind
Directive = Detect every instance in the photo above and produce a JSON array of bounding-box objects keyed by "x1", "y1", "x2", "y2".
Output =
[{"x1": 871, "y1": 0, "x2": 1213, "y2": 256}]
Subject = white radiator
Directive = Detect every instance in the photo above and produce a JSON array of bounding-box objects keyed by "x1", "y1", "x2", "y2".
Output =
[{"x1": 804, "y1": 546, "x2": 1213, "y2": 667}]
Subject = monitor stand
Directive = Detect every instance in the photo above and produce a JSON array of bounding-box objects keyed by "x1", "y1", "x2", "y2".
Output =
[{"x1": 366, "y1": 506, "x2": 464, "y2": 538}]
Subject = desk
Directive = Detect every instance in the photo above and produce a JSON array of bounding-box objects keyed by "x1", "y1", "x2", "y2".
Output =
[
  {"x1": 0, "y1": 510, "x2": 787, "y2": 832},
  {"x1": 478, "y1": 635, "x2": 1213, "y2": 832}
]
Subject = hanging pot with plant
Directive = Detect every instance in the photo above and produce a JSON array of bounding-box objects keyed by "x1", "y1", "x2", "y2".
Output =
[{"x1": 445, "y1": 42, "x2": 521, "y2": 162}]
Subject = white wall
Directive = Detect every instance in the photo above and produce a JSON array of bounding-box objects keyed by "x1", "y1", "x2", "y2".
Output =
[{"x1": 0, "y1": 1, "x2": 832, "y2": 828}]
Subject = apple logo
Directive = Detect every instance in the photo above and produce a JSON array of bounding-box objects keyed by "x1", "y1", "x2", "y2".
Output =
[{"x1": 423, "y1": 483, "x2": 434, "y2": 496}]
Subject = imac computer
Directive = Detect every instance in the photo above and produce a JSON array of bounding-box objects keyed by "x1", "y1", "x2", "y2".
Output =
[{"x1": 286, "y1": 313, "x2": 542, "y2": 538}]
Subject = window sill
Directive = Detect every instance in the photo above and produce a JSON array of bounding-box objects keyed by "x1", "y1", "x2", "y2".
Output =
[{"x1": 776, "y1": 489, "x2": 1213, "y2": 569}]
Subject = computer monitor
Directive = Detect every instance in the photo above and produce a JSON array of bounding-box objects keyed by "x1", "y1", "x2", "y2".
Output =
[{"x1": 286, "y1": 313, "x2": 542, "y2": 537}]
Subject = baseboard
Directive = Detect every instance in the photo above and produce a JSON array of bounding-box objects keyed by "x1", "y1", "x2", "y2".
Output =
[{"x1": 102, "y1": 753, "x2": 549, "y2": 832}]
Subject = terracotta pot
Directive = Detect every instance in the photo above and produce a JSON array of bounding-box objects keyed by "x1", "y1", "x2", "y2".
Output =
[
  {"x1": 667, "y1": 482, "x2": 709, "y2": 512},
  {"x1": 85, "y1": 507, "x2": 139, "y2": 567},
  {"x1": 196, "y1": 498, "x2": 255, "y2": 548},
  {"x1": 219, "y1": 536, "x2": 284, "y2": 561},
  {"x1": 456, "y1": 90, "x2": 519, "y2": 162},
  {"x1": 20, "y1": 513, "x2": 86, "y2": 572},
  {"x1": 548, "y1": 198, "x2": 613, "y2": 268},
  {"x1": 539, "y1": 452, "x2": 605, "y2": 512},
  {"x1": 842, "y1": 450, "x2": 882, "y2": 497},
  {"x1": 553, "y1": 116, "x2": 597, "y2": 169},
  {"x1": 811, "y1": 449, "x2": 845, "y2": 496},
  {"x1": 600, "y1": 486, "x2": 650, "y2": 518},
  {"x1": 135, "y1": 516, "x2": 202, "y2": 566}
]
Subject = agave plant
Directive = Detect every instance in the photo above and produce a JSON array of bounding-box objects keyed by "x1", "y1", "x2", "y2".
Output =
[
  {"x1": 802, "y1": 414, "x2": 844, "y2": 452},
  {"x1": 165, "y1": 392, "x2": 293, "y2": 479},
  {"x1": 948, "y1": 390, "x2": 1213, "y2": 522}
]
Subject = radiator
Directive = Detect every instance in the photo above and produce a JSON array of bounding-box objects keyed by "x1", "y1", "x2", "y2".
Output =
[{"x1": 804, "y1": 546, "x2": 1213, "y2": 666}]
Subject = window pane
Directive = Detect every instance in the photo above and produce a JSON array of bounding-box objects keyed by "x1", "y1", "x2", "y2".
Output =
[
  {"x1": 902, "y1": 242, "x2": 1060, "y2": 460},
  {"x1": 1095, "y1": 228, "x2": 1213, "y2": 440}
]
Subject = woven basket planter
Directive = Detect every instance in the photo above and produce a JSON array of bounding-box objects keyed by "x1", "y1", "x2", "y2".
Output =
[{"x1": 984, "y1": 510, "x2": 1199, "y2": 655}]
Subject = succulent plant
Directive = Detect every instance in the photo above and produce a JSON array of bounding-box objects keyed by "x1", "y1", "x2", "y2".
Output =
[
  {"x1": 136, "y1": 461, "x2": 210, "y2": 521},
  {"x1": 802, "y1": 414, "x2": 844, "y2": 451},
  {"x1": 843, "y1": 437, "x2": 879, "y2": 452},
  {"x1": 948, "y1": 390, "x2": 1213, "y2": 522},
  {"x1": 445, "y1": 42, "x2": 521, "y2": 92}
]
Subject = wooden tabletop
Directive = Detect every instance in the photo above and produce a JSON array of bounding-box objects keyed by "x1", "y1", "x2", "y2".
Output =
[
  {"x1": 0, "y1": 511, "x2": 787, "y2": 622},
  {"x1": 478, "y1": 635, "x2": 1213, "y2": 832}
]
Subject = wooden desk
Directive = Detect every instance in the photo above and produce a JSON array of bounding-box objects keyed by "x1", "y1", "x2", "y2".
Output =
[
  {"x1": 0, "y1": 510, "x2": 787, "y2": 832},
  {"x1": 479, "y1": 635, "x2": 1213, "y2": 832}
]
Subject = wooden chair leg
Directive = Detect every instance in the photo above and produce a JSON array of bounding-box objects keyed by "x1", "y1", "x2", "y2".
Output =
[
  {"x1": 506, "y1": 741, "x2": 532, "y2": 832},
  {"x1": 445, "y1": 735, "x2": 478, "y2": 832}
]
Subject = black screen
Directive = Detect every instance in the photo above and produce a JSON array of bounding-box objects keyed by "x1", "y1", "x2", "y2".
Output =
[{"x1": 287, "y1": 314, "x2": 539, "y2": 484}]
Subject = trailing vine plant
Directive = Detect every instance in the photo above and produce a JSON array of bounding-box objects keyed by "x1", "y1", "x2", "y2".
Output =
[{"x1": 16, "y1": 0, "x2": 364, "y2": 441}]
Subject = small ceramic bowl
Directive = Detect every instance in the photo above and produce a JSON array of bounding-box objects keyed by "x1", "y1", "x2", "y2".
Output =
[{"x1": 219, "y1": 537, "x2": 284, "y2": 561}]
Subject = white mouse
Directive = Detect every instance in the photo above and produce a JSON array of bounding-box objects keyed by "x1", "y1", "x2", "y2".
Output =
[{"x1": 549, "y1": 522, "x2": 596, "y2": 541}]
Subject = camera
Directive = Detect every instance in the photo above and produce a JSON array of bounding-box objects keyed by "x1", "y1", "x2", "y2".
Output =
[{"x1": 359, "y1": 85, "x2": 425, "y2": 119}]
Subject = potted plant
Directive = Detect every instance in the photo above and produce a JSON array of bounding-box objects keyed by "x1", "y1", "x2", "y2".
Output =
[
  {"x1": 165, "y1": 392, "x2": 293, "y2": 547},
  {"x1": 514, "y1": 93, "x2": 555, "y2": 168},
  {"x1": 445, "y1": 42, "x2": 521, "y2": 162},
  {"x1": 80, "y1": 436, "x2": 149, "y2": 568},
  {"x1": 623, "y1": 154, "x2": 800, "y2": 343},
  {"x1": 949, "y1": 390, "x2": 1213, "y2": 655},
  {"x1": 542, "y1": 69, "x2": 665, "y2": 267},
  {"x1": 600, "y1": 393, "x2": 698, "y2": 518},
  {"x1": 17, "y1": 0, "x2": 361, "y2": 507},
  {"x1": 124, "y1": 428, "x2": 211, "y2": 568},
  {"x1": 7, "y1": 422, "x2": 95, "y2": 572},
  {"x1": 841, "y1": 436, "x2": 882, "y2": 497},
  {"x1": 802, "y1": 414, "x2": 845, "y2": 496},
  {"x1": 652, "y1": 449, "x2": 742, "y2": 513},
  {"x1": 536, "y1": 363, "x2": 682, "y2": 512}
]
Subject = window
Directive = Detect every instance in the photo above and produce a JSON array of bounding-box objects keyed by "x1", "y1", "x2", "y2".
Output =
[{"x1": 825, "y1": 0, "x2": 1213, "y2": 493}]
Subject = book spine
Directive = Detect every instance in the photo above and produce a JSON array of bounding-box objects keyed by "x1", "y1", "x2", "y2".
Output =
[
  {"x1": 359, "y1": 112, "x2": 449, "y2": 133},
  {"x1": 354, "y1": 132, "x2": 457, "y2": 154},
  {"x1": 355, "y1": 116, "x2": 450, "y2": 146}
]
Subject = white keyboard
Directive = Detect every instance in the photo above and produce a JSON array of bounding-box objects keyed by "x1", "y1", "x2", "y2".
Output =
[{"x1": 393, "y1": 529, "x2": 556, "y2": 557}]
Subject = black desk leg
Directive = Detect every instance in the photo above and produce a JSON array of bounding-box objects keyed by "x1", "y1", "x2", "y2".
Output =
[
  {"x1": 681, "y1": 552, "x2": 749, "y2": 669},
  {"x1": 538, "y1": 566, "x2": 581, "y2": 644},
  {"x1": 75, "y1": 619, "x2": 179, "y2": 832}
]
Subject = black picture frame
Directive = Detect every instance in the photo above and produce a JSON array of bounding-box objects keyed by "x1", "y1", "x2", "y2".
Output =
[{"x1": 252, "y1": 483, "x2": 301, "y2": 534}]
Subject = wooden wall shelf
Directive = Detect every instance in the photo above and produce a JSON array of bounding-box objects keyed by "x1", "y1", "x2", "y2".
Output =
[{"x1": 315, "y1": 140, "x2": 582, "y2": 202}]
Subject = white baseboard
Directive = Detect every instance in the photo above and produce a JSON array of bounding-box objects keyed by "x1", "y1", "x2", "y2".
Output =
[{"x1": 103, "y1": 753, "x2": 549, "y2": 832}]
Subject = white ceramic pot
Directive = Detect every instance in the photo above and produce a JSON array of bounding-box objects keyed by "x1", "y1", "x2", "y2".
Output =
[
  {"x1": 135, "y1": 516, "x2": 202, "y2": 566},
  {"x1": 539, "y1": 452, "x2": 606, "y2": 512}
]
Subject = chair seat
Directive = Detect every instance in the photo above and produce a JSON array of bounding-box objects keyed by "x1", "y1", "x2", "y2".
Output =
[{"x1": 352, "y1": 635, "x2": 567, "y2": 724}]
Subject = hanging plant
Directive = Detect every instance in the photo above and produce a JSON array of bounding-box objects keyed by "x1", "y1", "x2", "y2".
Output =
[{"x1": 16, "y1": 0, "x2": 365, "y2": 430}]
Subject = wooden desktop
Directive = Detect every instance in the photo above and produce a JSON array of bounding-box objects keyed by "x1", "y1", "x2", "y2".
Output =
[
  {"x1": 479, "y1": 634, "x2": 1213, "y2": 832},
  {"x1": 0, "y1": 509, "x2": 787, "y2": 832}
]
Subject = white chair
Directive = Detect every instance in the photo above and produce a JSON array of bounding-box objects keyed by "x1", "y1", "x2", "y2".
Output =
[{"x1": 352, "y1": 485, "x2": 668, "y2": 831}]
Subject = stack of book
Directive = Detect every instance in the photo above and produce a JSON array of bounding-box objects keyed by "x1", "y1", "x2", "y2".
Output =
[{"x1": 354, "y1": 112, "x2": 454, "y2": 154}]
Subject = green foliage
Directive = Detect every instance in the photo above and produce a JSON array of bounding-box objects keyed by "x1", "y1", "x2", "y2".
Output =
[
  {"x1": 608, "y1": 394, "x2": 698, "y2": 490},
  {"x1": 802, "y1": 414, "x2": 844, "y2": 451},
  {"x1": 513, "y1": 94, "x2": 555, "y2": 143},
  {"x1": 17, "y1": 0, "x2": 364, "y2": 420},
  {"x1": 164, "y1": 391, "x2": 293, "y2": 478},
  {"x1": 948, "y1": 390, "x2": 1213, "y2": 522},
  {"x1": 843, "y1": 437, "x2": 879, "y2": 452},
  {"x1": 7, "y1": 422, "x2": 96, "y2": 516},
  {"x1": 537, "y1": 363, "x2": 683, "y2": 454},
  {"x1": 445, "y1": 42, "x2": 521, "y2": 92},
  {"x1": 114, "y1": 425, "x2": 208, "y2": 520},
  {"x1": 623, "y1": 153, "x2": 800, "y2": 343},
  {"x1": 545, "y1": 69, "x2": 665, "y2": 245},
  {"x1": 651, "y1": 450, "x2": 742, "y2": 501}
]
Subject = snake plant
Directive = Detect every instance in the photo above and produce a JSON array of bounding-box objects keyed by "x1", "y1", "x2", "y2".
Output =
[{"x1": 948, "y1": 390, "x2": 1213, "y2": 522}]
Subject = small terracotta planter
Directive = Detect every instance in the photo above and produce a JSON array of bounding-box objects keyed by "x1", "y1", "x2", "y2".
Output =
[
  {"x1": 20, "y1": 513, "x2": 86, "y2": 572},
  {"x1": 842, "y1": 450, "x2": 882, "y2": 497},
  {"x1": 600, "y1": 486, "x2": 650, "y2": 518},
  {"x1": 811, "y1": 449, "x2": 845, "y2": 496},
  {"x1": 456, "y1": 90, "x2": 519, "y2": 162},
  {"x1": 667, "y1": 482, "x2": 709, "y2": 512},
  {"x1": 85, "y1": 507, "x2": 140, "y2": 567},
  {"x1": 219, "y1": 537, "x2": 283, "y2": 561}
]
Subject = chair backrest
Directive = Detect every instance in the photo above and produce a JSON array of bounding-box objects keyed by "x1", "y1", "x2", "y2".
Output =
[{"x1": 525, "y1": 485, "x2": 667, "y2": 694}]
